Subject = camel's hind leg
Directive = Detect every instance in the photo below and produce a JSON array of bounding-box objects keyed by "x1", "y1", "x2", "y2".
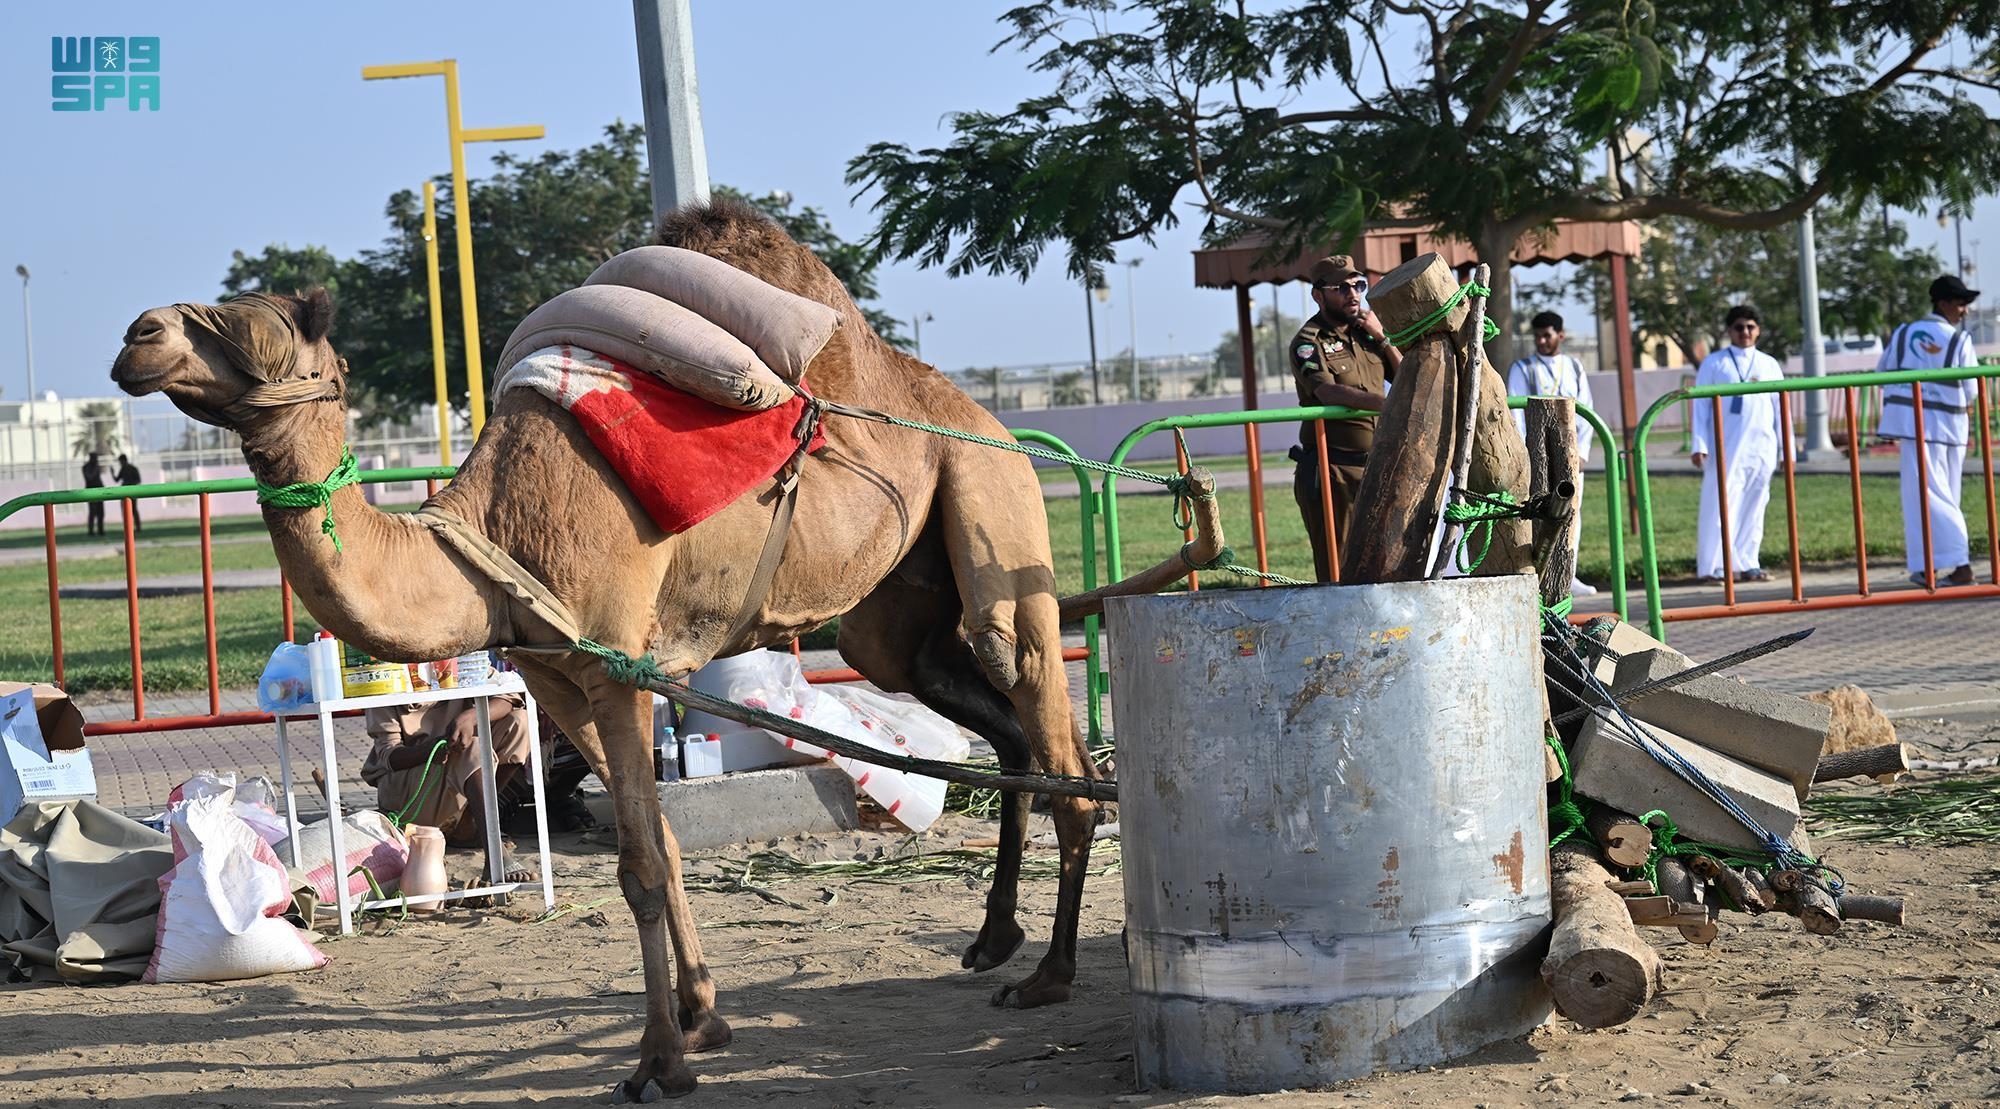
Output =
[
  {"x1": 511, "y1": 656, "x2": 732, "y2": 1056},
  {"x1": 838, "y1": 576, "x2": 1033, "y2": 975},
  {"x1": 511, "y1": 657, "x2": 704, "y2": 1102}
]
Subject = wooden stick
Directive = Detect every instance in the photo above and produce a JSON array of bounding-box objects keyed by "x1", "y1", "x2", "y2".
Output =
[
  {"x1": 1058, "y1": 467, "x2": 1225, "y2": 622},
  {"x1": 1543, "y1": 842, "x2": 1662, "y2": 1028},
  {"x1": 1625, "y1": 896, "x2": 1709, "y2": 927},
  {"x1": 1524, "y1": 396, "x2": 1580, "y2": 606},
  {"x1": 1812, "y1": 743, "x2": 1913, "y2": 783},
  {"x1": 1653, "y1": 857, "x2": 1719, "y2": 944},
  {"x1": 1835, "y1": 894, "x2": 1905, "y2": 926},
  {"x1": 1606, "y1": 880, "x2": 1654, "y2": 896},
  {"x1": 1585, "y1": 808, "x2": 1654, "y2": 870},
  {"x1": 1463, "y1": 359, "x2": 1535, "y2": 576},
  {"x1": 1684, "y1": 857, "x2": 1765, "y2": 915},
  {"x1": 1741, "y1": 867, "x2": 1779, "y2": 912}
]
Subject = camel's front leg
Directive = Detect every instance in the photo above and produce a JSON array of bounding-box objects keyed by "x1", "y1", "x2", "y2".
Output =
[
  {"x1": 513, "y1": 657, "x2": 732, "y2": 1057},
  {"x1": 586, "y1": 675, "x2": 700, "y2": 1102}
]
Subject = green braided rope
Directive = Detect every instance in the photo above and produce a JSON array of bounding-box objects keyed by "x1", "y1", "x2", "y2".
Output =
[
  {"x1": 1546, "y1": 733, "x2": 1589, "y2": 848},
  {"x1": 1384, "y1": 282, "x2": 1502, "y2": 347},
  {"x1": 1635, "y1": 808, "x2": 1843, "y2": 910},
  {"x1": 1443, "y1": 489, "x2": 1528, "y2": 573},
  {"x1": 256, "y1": 445, "x2": 361, "y2": 553},
  {"x1": 866, "y1": 409, "x2": 1196, "y2": 491},
  {"x1": 390, "y1": 739, "x2": 450, "y2": 829}
]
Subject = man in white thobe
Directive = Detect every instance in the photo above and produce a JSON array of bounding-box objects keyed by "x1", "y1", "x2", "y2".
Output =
[
  {"x1": 1691, "y1": 305, "x2": 1790, "y2": 583},
  {"x1": 1507, "y1": 310, "x2": 1599, "y2": 595},
  {"x1": 1877, "y1": 275, "x2": 1982, "y2": 587}
]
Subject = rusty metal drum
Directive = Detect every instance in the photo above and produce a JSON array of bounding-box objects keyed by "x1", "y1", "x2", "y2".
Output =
[{"x1": 1106, "y1": 576, "x2": 1552, "y2": 1092}]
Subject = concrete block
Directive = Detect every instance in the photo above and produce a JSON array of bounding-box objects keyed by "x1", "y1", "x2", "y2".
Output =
[
  {"x1": 1571, "y1": 714, "x2": 1800, "y2": 854},
  {"x1": 1582, "y1": 620, "x2": 1692, "y2": 688},
  {"x1": 1613, "y1": 650, "x2": 1828, "y2": 800},
  {"x1": 584, "y1": 764, "x2": 857, "y2": 852}
]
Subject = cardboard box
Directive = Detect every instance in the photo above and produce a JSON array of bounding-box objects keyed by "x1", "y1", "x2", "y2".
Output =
[{"x1": 0, "y1": 682, "x2": 96, "y2": 821}]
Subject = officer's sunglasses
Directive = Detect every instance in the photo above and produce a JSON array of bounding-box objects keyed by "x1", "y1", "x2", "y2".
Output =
[{"x1": 1318, "y1": 279, "x2": 1369, "y2": 296}]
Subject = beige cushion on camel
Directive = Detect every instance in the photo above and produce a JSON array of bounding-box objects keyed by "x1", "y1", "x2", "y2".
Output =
[
  {"x1": 497, "y1": 284, "x2": 792, "y2": 412},
  {"x1": 584, "y1": 246, "x2": 839, "y2": 382}
]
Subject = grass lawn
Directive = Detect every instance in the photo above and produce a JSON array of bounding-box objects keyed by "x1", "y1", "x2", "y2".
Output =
[{"x1": 3, "y1": 471, "x2": 1981, "y2": 694}]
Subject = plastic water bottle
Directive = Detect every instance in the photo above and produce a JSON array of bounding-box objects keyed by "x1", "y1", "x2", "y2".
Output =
[
  {"x1": 308, "y1": 631, "x2": 342, "y2": 703},
  {"x1": 656, "y1": 724, "x2": 680, "y2": 782}
]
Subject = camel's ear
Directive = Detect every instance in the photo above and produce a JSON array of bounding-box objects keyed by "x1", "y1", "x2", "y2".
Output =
[{"x1": 297, "y1": 287, "x2": 335, "y2": 343}]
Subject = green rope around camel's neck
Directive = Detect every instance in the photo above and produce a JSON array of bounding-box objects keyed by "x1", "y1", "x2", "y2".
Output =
[{"x1": 256, "y1": 445, "x2": 361, "y2": 552}]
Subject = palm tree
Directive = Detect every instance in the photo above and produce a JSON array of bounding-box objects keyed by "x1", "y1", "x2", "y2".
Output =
[{"x1": 71, "y1": 401, "x2": 122, "y2": 457}]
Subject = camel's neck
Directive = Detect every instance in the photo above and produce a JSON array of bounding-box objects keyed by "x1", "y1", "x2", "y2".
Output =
[{"x1": 236, "y1": 403, "x2": 513, "y2": 662}]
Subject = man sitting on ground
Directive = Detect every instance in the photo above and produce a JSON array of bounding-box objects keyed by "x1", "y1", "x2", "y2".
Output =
[{"x1": 361, "y1": 692, "x2": 538, "y2": 884}]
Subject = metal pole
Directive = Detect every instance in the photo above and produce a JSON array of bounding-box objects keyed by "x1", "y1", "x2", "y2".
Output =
[
  {"x1": 1086, "y1": 283, "x2": 1102, "y2": 404},
  {"x1": 1957, "y1": 214, "x2": 1966, "y2": 279},
  {"x1": 1271, "y1": 285, "x2": 1283, "y2": 393},
  {"x1": 15, "y1": 266, "x2": 35, "y2": 474},
  {"x1": 1797, "y1": 198, "x2": 1832, "y2": 457},
  {"x1": 1126, "y1": 259, "x2": 1141, "y2": 399},
  {"x1": 423, "y1": 183, "x2": 452, "y2": 465},
  {"x1": 633, "y1": 0, "x2": 711, "y2": 220},
  {"x1": 913, "y1": 314, "x2": 922, "y2": 362}
]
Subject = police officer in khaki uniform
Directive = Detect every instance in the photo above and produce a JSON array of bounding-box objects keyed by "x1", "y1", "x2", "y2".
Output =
[{"x1": 1289, "y1": 254, "x2": 1400, "y2": 581}]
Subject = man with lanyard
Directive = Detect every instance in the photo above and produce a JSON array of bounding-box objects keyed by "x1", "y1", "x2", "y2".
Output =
[
  {"x1": 1877, "y1": 275, "x2": 1982, "y2": 587},
  {"x1": 1288, "y1": 254, "x2": 1400, "y2": 581},
  {"x1": 1505, "y1": 310, "x2": 1598, "y2": 596},
  {"x1": 1691, "y1": 305, "x2": 1789, "y2": 584}
]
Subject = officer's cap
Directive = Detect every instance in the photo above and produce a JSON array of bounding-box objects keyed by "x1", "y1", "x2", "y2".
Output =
[{"x1": 1309, "y1": 255, "x2": 1364, "y2": 287}]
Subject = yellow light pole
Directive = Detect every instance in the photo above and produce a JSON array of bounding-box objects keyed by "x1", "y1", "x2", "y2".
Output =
[
  {"x1": 422, "y1": 182, "x2": 450, "y2": 463},
  {"x1": 363, "y1": 59, "x2": 542, "y2": 441}
]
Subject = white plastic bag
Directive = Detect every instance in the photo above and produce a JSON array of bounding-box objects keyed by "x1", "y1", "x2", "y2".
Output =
[
  {"x1": 168, "y1": 773, "x2": 289, "y2": 848},
  {"x1": 276, "y1": 810, "x2": 409, "y2": 904},
  {"x1": 688, "y1": 651, "x2": 969, "y2": 831},
  {"x1": 143, "y1": 787, "x2": 327, "y2": 983}
]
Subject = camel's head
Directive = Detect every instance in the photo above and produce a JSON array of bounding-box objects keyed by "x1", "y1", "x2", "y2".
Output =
[{"x1": 112, "y1": 288, "x2": 344, "y2": 427}]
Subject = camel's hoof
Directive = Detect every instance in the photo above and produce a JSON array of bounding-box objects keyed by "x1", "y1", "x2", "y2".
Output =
[
  {"x1": 991, "y1": 972, "x2": 1073, "y2": 1010},
  {"x1": 678, "y1": 1007, "x2": 734, "y2": 1053},
  {"x1": 961, "y1": 920, "x2": 1025, "y2": 973},
  {"x1": 610, "y1": 1074, "x2": 694, "y2": 1103}
]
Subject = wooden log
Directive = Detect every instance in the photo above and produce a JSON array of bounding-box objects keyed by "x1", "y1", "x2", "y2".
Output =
[
  {"x1": 1339, "y1": 333, "x2": 1458, "y2": 583},
  {"x1": 1771, "y1": 870, "x2": 1842, "y2": 935},
  {"x1": 1684, "y1": 856, "x2": 1765, "y2": 915},
  {"x1": 1626, "y1": 897, "x2": 1710, "y2": 928},
  {"x1": 1835, "y1": 894, "x2": 1905, "y2": 926},
  {"x1": 1653, "y1": 856, "x2": 1719, "y2": 944},
  {"x1": 1463, "y1": 362, "x2": 1535, "y2": 577},
  {"x1": 1813, "y1": 743, "x2": 1913, "y2": 784},
  {"x1": 1584, "y1": 808, "x2": 1654, "y2": 870},
  {"x1": 1741, "y1": 867, "x2": 1778, "y2": 911},
  {"x1": 1524, "y1": 396, "x2": 1581, "y2": 607},
  {"x1": 1542, "y1": 842, "x2": 1662, "y2": 1028},
  {"x1": 1605, "y1": 880, "x2": 1655, "y2": 896},
  {"x1": 1369, "y1": 252, "x2": 1468, "y2": 340}
]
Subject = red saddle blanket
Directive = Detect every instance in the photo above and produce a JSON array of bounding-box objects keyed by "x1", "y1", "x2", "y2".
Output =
[{"x1": 497, "y1": 345, "x2": 824, "y2": 534}]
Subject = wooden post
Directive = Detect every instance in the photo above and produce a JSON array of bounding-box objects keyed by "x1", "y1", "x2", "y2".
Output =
[
  {"x1": 1771, "y1": 869, "x2": 1842, "y2": 935},
  {"x1": 1464, "y1": 359, "x2": 1535, "y2": 577},
  {"x1": 1835, "y1": 894, "x2": 1905, "y2": 926},
  {"x1": 1338, "y1": 333, "x2": 1458, "y2": 582},
  {"x1": 1525, "y1": 397, "x2": 1581, "y2": 604},
  {"x1": 1654, "y1": 856, "x2": 1719, "y2": 944},
  {"x1": 1542, "y1": 842, "x2": 1662, "y2": 1028}
]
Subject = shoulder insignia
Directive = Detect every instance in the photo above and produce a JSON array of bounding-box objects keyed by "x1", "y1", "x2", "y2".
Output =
[{"x1": 1295, "y1": 343, "x2": 1316, "y2": 360}]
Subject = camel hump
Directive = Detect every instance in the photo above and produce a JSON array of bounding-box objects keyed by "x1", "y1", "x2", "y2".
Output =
[
  {"x1": 497, "y1": 285, "x2": 792, "y2": 412},
  {"x1": 586, "y1": 246, "x2": 840, "y2": 382}
]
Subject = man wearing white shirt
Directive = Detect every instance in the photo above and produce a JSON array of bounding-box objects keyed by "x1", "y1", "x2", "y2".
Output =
[
  {"x1": 1877, "y1": 275, "x2": 1983, "y2": 587},
  {"x1": 1506, "y1": 311, "x2": 1598, "y2": 595},
  {"x1": 1691, "y1": 305, "x2": 1790, "y2": 583}
]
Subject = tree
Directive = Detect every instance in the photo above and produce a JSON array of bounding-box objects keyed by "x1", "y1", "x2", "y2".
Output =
[
  {"x1": 224, "y1": 123, "x2": 905, "y2": 418},
  {"x1": 847, "y1": 1, "x2": 2000, "y2": 357},
  {"x1": 1522, "y1": 206, "x2": 1943, "y2": 362},
  {"x1": 71, "y1": 401, "x2": 122, "y2": 457},
  {"x1": 1210, "y1": 305, "x2": 1303, "y2": 381},
  {"x1": 1052, "y1": 369, "x2": 1091, "y2": 406}
]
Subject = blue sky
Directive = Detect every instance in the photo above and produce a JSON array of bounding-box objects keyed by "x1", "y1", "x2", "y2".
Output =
[
  {"x1": 0, "y1": 2, "x2": 1256, "y2": 406},
  {"x1": 0, "y1": 3, "x2": 1984, "y2": 405}
]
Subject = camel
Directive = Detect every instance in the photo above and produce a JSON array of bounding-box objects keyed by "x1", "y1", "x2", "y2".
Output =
[{"x1": 112, "y1": 200, "x2": 1106, "y2": 1102}]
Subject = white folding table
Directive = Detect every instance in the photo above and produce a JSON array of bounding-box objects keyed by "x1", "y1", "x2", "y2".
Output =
[{"x1": 273, "y1": 672, "x2": 556, "y2": 933}]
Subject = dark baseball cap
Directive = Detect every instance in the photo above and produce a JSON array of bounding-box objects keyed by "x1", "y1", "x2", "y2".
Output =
[
  {"x1": 1309, "y1": 255, "x2": 1363, "y2": 287},
  {"x1": 1930, "y1": 274, "x2": 1980, "y2": 303}
]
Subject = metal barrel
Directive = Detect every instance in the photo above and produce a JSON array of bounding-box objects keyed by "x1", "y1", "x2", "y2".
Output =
[{"x1": 1106, "y1": 576, "x2": 1552, "y2": 1092}]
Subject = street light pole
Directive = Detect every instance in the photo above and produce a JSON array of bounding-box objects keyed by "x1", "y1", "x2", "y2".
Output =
[
  {"x1": 912, "y1": 312, "x2": 933, "y2": 362},
  {"x1": 1084, "y1": 283, "x2": 1102, "y2": 405},
  {"x1": 14, "y1": 265, "x2": 35, "y2": 471},
  {"x1": 633, "y1": 0, "x2": 711, "y2": 219},
  {"x1": 363, "y1": 60, "x2": 543, "y2": 442},
  {"x1": 1124, "y1": 259, "x2": 1142, "y2": 400}
]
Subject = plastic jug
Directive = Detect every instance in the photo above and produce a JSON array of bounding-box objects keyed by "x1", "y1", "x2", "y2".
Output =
[{"x1": 401, "y1": 825, "x2": 449, "y2": 912}]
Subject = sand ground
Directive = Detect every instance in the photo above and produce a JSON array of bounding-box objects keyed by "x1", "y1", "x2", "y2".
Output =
[{"x1": 3, "y1": 708, "x2": 1999, "y2": 1109}]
